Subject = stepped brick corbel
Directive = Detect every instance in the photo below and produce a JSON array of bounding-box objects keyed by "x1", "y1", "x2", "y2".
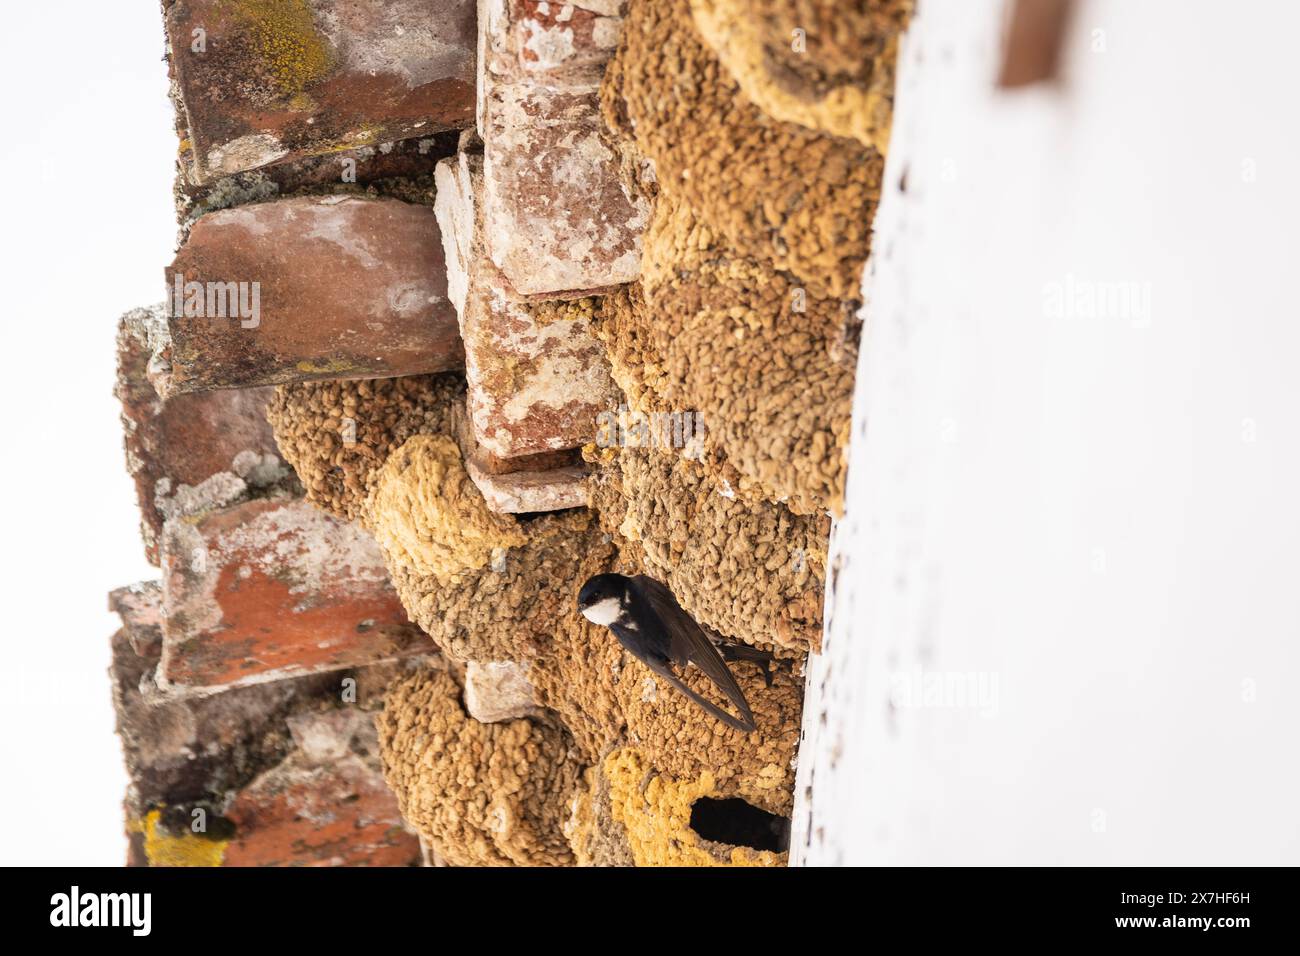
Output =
[
  {"x1": 435, "y1": 150, "x2": 617, "y2": 479},
  {"x1": 111, "y1": 582, "x2": 426, "y2": 867}
]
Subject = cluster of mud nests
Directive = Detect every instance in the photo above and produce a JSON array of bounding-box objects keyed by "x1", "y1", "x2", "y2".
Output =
[{"x1": 268, "y1": 0, "x2": 911, "y2": 866}]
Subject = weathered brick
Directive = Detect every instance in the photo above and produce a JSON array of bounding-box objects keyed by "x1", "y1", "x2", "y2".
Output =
[
  {"x1": 111, "y1": 582, "x2": 341, "y2": 816},
  {"x1": 117, "y1": 308, "x2": 293, "y2": 564},
  {"x1": 161, "y1": 196, "x2": 463, "y2": 395},
  {"x1": 167, "y1": 0, "x2": 476, "y2": 183},
  {"x1": 110, "y1": 579, "x2": 429, "y2": 867},
  {"x1": 477, "y1": 0, "x2": 647, "y2": 295},
  {"x1": 159, "y1": 497, "x2": 433, "y2": 694},
  {"x1": 464, "y1": 660, "x2": 542, "y2": 722},
  {"x1": 445, "y1": 390, "x2": 590, "y2": 512},
  {"x1": 435, "y1": 152, "x2": 617, "y2": 459},
  {"x1": 110, "y1": 581, "x2": 167, "y2": 659},
  {"x1": 221, "y1": 709, "x2": 420, "y2": 866},
  {"x1": 466, "y1": 453, "x2": 588, "y2": 513}
]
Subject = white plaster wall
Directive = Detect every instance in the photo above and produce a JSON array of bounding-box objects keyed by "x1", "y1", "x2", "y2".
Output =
[{"x1": 793, "y1": 0, "x2": 1300, "y2": 865}]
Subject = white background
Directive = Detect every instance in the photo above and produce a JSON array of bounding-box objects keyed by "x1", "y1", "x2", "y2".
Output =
[{"x1": 0, "y1": 4, "x2": 175, "y2": 864}]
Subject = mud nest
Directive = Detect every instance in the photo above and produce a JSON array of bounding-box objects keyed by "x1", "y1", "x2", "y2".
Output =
[
  {"x1": 601, "y1": 746, "x2": 789, "y2": 866},
  {"x1": 587, "y1": 445, "x2": 828, "y2": 651},
  {"x1": 267, "y1": 373, "x2": 466, "y2": 523},
  {"x1": 595, "y1": 0, "x2": 895, "y2": 514},
  {"x1": 377, "y1": 669, "x2": 583, "y2": 866},
  {"x1": 689, "y1": 0, "x2": 913, "y2": 151}
]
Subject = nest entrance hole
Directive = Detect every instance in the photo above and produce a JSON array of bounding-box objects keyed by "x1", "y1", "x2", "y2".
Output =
[{"x1": 689, "y1": 797, "x2": 790, "y2": 853}]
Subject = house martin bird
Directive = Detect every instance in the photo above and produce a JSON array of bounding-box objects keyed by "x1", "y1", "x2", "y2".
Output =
[{"x1": 577, "y1": 573, "x2": 774, "y2": 733}]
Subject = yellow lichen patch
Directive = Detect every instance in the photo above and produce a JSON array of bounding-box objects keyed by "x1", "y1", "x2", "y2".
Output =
[
  {"x1": 294, "y1": 358, "x2": 356, "y2": 375},
  {"x1": 564, "y1": 761, "x2": 636, "y2": 866},
  {"x1": 368, "y1": 434, "x2": 528, "y2": 582},
  {"x1": 377, "y1": 669, "x2": 582, "y2": 867},
  {"x1": 130, "y1": 809, "x2": 229, "y2": 867},
  {"x1": 268, "y1": 373, "x2": 466, "y2": 523},
  {"x1": 604, "y1": 748, "x2": 785, "y2": 867},
  {"x1": 689, "y1": 0, "x2": 912, "y2": 152},
  {"x1": 223, "y1": 0, "x2": 335, "y2": 97}
]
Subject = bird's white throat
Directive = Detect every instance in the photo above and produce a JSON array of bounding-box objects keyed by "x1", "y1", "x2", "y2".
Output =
[{"x1": 581, "y1": 597, "x2": 622, "y2": 627}]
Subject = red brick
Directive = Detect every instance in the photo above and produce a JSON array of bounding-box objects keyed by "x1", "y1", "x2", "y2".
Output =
[
  {"x1": 159, "y1": 497, "x2": 432, "y2": 693},
  {"x1": 221, "y1": 710, "x2": 420, "y2": 867},
  {"x1": 117, "y1": 308, "x2": 291, "y2": 564},
  {"x1": 109, "y1": 581, "x2": 166, "y2": 659},
  {"x1": 167, "y1": 0, "x2": 476, "y2": 183},
  {"x1": 478, "y1": 0, "x2": 647, "y2": 295},
  {"x1": 110, "y1": 582, "x2": 349, "y2": 816},
  {"x1": 111, "y1": 579, "x2": 432, "y2": 865},
  {"x1": 436, "y1": 151, "x2": 617, "y2": 460},
  {"x1": 160, "y1": 196, "x2": 463, "y2": 395}
]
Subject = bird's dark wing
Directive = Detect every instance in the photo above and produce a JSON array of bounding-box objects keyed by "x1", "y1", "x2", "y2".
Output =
[{"x1": 629, "y1": 575, "x2": 757, "y2": 732}]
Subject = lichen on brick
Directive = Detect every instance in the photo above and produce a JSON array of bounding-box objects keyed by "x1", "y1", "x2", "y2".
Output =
[
  {"x1": 130, "y1": 808, "x2": 230, "y2": 867},
  {"x1": 223, "y1": 0, "x2": 336, "y2": 100}
]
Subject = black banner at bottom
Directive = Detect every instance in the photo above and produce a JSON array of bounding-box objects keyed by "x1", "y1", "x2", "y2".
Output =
[{"x1": 7, "y1": 866, "x2": 1286, "y2": 942}]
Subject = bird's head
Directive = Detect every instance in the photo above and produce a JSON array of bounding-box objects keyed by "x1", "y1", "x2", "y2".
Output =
[{"x1": 577, "y1": 573, "x2": 626, "y2": 627}]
